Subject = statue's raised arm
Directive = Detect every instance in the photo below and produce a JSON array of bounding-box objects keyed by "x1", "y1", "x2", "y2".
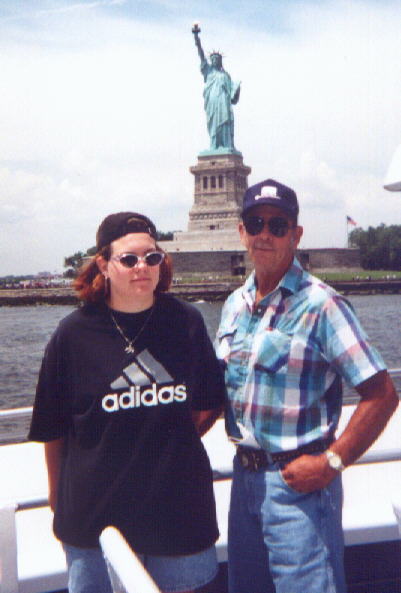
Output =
[
  {"x1": 192, "y1": 23, "x2": 206, "y2": 64},
  {"x1": 191, "y1": 25, "x2": 240, "y2": 154}
]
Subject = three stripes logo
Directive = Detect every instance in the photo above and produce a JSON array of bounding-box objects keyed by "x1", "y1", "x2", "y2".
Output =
[{"x1": 102, "y1": 349, "x2": 187, "y2": 413}]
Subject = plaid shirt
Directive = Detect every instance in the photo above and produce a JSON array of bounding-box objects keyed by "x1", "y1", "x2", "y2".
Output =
[{"x1": 215, "y1": 258, "x2": 386, "y2": 453}]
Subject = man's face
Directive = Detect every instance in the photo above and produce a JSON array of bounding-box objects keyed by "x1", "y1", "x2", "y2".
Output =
[{"x1": 239, "y1": 205, "x2": 303, "y2": 279}]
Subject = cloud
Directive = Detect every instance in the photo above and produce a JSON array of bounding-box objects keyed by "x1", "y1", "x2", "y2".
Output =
[
  {"x1": 37, "y1": 0, "x2": 127, "y2": 16},
  {"x1": 0, "y1": 1, "x2": 400, "y2": 274}
]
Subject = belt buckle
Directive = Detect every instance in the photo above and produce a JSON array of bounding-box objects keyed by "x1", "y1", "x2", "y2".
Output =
[
  {"x1": 251, "y1": 450, "x2": 260, "y2": 471},
  {"x1": 239, "y1": 449, "x2": 259, "y2": 471},
  {"x1": 239, "y1": 451, "x2": 250, "y2": 469},
  {"x1": 265, "y1": 451, "x2": 274, "y2": 465}
]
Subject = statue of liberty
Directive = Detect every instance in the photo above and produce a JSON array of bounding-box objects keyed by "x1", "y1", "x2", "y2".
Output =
[{"x1": 192, "y1": 24, "x2": 241, "y2": 154}]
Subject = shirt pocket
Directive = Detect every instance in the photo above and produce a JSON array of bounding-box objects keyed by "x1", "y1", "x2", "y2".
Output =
[
  {"x1": 249, "y1": 329, "x2": 292, "y2": 413},
  {"x1": 253, "y1": 328, "x2": 292, "y2": 376}
]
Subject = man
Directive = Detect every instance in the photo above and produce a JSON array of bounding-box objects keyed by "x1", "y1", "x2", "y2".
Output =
[{"x1": 215, "y1": 178, "x2": 398, "y2": 593}]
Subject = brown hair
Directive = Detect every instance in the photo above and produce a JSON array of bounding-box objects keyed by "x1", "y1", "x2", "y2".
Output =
[{"x1": 74, "y1": 244, "x2": 173, "y2": 304}]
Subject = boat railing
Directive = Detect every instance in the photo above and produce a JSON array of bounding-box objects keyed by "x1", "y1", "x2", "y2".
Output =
[
  {"x1": 0, "y1": 366, "x2": 400, "y2": 422},
  {"x1": 99, "y1": 526, "x2": 161, "y2": 593},
  {"x1": 2, "y1": 444, "x2": 401, "y2": 593},
  {"x1": 0, "y1": 367, "x2": 400, "y2": 593}
]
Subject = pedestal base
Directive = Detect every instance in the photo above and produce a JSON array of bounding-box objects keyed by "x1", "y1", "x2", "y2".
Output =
[{"x1": 186, "y1": 152, "x2": 251, "y2": 234}]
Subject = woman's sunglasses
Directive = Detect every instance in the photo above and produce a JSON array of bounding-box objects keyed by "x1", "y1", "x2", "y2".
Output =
[
  {"x1": 112, "y1": 251, "x2": 165, "y2": 268},
  {"x1": 243, "y1": 215, "x2": 291, "y2": 238}
]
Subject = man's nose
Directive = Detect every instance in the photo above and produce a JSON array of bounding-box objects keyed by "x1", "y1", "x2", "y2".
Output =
[{"x1": 259, "y1": 221, "x2": 273, "y2": 239}]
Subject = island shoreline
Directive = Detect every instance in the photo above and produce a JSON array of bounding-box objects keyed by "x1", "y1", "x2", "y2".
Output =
[{"x1": 1, "y1": 279, "x2": 400, "y2": 306}]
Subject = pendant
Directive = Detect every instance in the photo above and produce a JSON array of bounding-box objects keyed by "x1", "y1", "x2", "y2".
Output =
[{"x1": 125, "y1": 344, "x2": 135, "y2": 354}]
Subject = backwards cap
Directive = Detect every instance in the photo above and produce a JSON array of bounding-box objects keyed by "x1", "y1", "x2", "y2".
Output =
[{"x1": 96, "y1": 212, "x2": 157, "y2": 251}]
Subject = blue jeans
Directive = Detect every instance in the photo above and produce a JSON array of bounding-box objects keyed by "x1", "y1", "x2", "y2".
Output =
[
  {"x1": 63, "y1": 542, "x2": 218, "y2": 593},
  {"x1": 63, "y1": 544, "x2": 113, "y2": 593},
  {"x1": 228, "y1": 455, "x2": 346, "y2": 593}
]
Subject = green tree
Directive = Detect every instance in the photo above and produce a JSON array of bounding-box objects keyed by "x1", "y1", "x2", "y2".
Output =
[
  {"x1": 64, "y1": 251, "x2": 86, "y2": 278},
  {"x1": 349, "y1": 224, "x2": 401, "y2": 270}
]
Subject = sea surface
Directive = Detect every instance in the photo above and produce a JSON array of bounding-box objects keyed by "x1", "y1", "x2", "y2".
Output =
[{"x1": 0, "y1": 294, "x2": 400, "y2": 443}]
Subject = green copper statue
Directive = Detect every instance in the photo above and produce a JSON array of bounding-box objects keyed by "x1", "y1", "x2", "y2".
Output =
[{"x1": 192, "y1": 24, "x2": 241, "y2": 154}]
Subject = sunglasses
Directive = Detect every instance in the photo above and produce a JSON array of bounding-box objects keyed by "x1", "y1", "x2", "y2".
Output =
[
  {"x1": 243, "y1": 215, "x2": 291, "y2": 238},
  {"x1": 112, "y1": 251, "x2": 165, "y2": 268}
]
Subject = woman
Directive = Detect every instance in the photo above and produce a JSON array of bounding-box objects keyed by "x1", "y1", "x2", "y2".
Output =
[{"x1": 29, "y1": 212, "x2": 225, "y2": 593}]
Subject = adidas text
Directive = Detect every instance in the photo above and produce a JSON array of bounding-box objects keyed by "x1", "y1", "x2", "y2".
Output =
[{"x1": 102, "y1": 383, "x2": 187, "y2": 412}]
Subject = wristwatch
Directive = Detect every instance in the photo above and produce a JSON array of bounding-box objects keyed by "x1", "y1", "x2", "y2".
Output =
[{"x1": 325, "y1": 449, "x2": 345, "y2": 472}]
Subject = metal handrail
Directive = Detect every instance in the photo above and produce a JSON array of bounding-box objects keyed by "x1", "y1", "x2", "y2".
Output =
[
  {"x1": 0, "y1": 368, "x2": 400, "y2": 420},
  {"x1": 100, "y1": 527, "x2": 161, "y2": 593},
  {"x1": 212, "y1": 447, "x2": 401, "y2": 481},
  {"x1": 0, "y1": 406, "x2": 34, "y2": 419}
]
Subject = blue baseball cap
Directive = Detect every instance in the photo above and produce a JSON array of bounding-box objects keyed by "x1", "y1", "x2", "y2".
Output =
[{"x1": 242, "y1": 179, "x2": 299, "y2": 220}]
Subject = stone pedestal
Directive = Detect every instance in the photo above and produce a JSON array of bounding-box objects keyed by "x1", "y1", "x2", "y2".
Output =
[
  {"x1": 161, "y1": 152, "x2": 252, "y2": 275},
  {"x1": 187, "y1": 153, "x2": 251, "y2": 232}
]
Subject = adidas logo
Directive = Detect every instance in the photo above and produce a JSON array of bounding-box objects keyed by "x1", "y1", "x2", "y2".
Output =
[{"x1": 102, "y1": 349, "x2": 187, "y2": 413}]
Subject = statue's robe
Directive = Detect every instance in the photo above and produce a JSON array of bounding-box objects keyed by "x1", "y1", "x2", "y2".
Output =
[{"x1": 201, "y1": 61, "x2": 240, "y2": 151}]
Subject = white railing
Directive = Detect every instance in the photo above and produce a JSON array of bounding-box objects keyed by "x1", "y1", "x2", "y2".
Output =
[
  {"x1": 0, "y1": 367, "x2": 400, "y2": 426},
  {"x1": 0, "y1": 368, "x2": 400, "y2": 593},
  {"x1": 0, "y1": 504, "x2": 161, "y2": 593},
  {"x1": 99, "y1": 527, "x2": 161, "y2": 593},
  {"x1": 0, "y1": 406, "x2": 34, "y2": 419}
]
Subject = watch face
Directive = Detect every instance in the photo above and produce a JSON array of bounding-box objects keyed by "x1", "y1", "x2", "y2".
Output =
[
  {"x1": 330, "y1": 455, "x2": 341, "y2": 470},
  {"x1": 327, "y1": 451, "x2": 344, "y2": 471}
]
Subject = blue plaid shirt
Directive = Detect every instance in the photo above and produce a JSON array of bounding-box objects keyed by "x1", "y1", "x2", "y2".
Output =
[{"x1": 215, "y1": 258, "x2": 386, "y2": 452}]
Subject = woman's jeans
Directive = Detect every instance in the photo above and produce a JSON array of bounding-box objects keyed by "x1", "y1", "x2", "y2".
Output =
[
  {"x1": 228, "y1": 455, "x2": 346, "y2": 593},
  {"x1": 63, "y1": 544, "x2": 113, "y2": 593}
]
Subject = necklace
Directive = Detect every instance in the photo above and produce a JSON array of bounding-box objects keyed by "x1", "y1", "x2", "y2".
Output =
[{"x1": 110, "y1": 305, "x2": 154, "y2": 355}]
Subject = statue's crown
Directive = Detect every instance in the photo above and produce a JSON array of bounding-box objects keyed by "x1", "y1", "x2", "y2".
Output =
[{"x1": 209, "y1": 50, "x2": 223, "y2": 58}]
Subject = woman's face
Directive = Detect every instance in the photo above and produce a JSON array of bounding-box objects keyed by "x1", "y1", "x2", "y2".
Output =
[{"x1": 98, "y1": 232, "x2": 160, "y2": 312}]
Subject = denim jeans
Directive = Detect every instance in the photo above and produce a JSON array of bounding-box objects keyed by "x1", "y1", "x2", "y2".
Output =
[
  {"x1": 228, "y1": 455, "x2": 346, "y2": 593},
  {"x1": 63, "y1": 544, "x2": 113, "y2": 593},
  {"x1": 63, "y1": 542, "x2": 218, "y2": 593}
]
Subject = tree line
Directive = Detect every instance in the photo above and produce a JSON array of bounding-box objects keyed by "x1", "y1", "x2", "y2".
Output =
[{"x1": 349, "y1": 224, "x2": 401, "y2": 270}]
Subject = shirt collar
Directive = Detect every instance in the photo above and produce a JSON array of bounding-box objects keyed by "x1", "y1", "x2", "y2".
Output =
[
  {"x1": 241, "y1": 257, "x2": 304, "y2": 306},
  {"x1": 279, "y1": 257, "x2": 304, "y2": 296}
]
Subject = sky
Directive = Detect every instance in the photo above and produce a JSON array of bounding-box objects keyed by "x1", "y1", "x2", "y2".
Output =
[{"x1": 0, "y1": 0, "x2": 401, "y2": 276}]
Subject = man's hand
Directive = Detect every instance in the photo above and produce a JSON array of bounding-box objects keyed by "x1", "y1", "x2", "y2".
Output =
[
  {"x1": 281, "y1": 371, "x2": 398, "y2": 494},
  {"x1": 280, "y1": 453, "x2": 337, "y2": 493}
]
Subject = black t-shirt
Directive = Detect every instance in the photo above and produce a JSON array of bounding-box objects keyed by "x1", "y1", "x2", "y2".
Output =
[{"x1": 29, "y1": 293, "x2": 225, "y2": 555}]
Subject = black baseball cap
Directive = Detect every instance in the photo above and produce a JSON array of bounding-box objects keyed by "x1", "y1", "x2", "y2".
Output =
[
  {"x1": 242, "y1": 179, "x2": 299, "y2": 220},
  {"x1": 96, "y1": 212, "x2": 157, "y2": 251}
]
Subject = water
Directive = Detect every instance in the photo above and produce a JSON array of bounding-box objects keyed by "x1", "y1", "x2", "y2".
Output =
[{"x1": 0, "y1": 295, "x2": 400, "y2": 442}]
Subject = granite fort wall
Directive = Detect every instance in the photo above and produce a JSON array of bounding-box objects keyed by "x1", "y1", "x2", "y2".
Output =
[
  {"x1": 169, "y1": 250, "x2": 249, "y2": 277},
  {"x1": 167, "y1": 248, "x2": 360, "y2": 278},
  {"x1": 301, "y1": 248, "x2": 360, "y2": 270}
]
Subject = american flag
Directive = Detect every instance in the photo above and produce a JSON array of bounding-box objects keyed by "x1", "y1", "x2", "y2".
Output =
[{"x1": 346, "y1": 215, "x2": 357, "y2": 226}]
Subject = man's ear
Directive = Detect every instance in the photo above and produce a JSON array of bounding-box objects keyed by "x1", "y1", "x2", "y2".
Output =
[
  {"x1": 239, "y1": 221, "x2": 248, "y2": 247},
  {"x1": 291, "y1": 225, "x2": 303, "y2": 249}
]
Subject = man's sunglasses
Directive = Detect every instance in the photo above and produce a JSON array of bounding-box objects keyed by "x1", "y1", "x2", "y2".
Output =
[
  {"x1": 243, "y1": 215, "x2": 291, "y2": 238},
  {"x1": 112, "y1": 251, "x2": 165, "y2": 268}
]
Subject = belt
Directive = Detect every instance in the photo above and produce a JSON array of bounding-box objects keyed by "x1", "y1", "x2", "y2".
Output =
[{"x1": 237, "y1": 438, "x2": 333, "y2": 471}]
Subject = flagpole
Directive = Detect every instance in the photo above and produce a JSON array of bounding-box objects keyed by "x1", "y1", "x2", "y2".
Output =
[{"x1": 346, "y1": 217, "x2": 349, "y2": 248}]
